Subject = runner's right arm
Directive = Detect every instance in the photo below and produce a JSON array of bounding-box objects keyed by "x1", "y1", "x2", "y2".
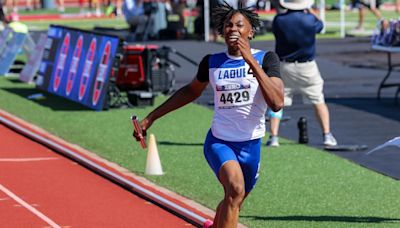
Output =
[{"x1": 136, "y1": 78, "x2": 209, "y2": 138}]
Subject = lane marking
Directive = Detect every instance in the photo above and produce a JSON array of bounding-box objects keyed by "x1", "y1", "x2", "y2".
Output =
[
  {"x1": 0, "y1": 184, "x2": 61, "y2": 228},
  {"x1": 0, "y1": 157, "x2": 59, "y2": 162},
  {"x1": 0, "y1": 115, "x2": 212, "y2": 227}
]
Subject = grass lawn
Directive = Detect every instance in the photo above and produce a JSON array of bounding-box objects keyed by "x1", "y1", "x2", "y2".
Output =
[
  {"x1": 25, "y1": 17, "x2": 128, "y2": 31},
  {"x1": 1, "y1": 76, "x2": 400, "y2": 227},
  {"x1": 256, "y1": 10, "x2": 399, "y2": 40}
]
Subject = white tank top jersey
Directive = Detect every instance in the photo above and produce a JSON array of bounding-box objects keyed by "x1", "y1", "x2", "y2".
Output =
[{"x1": 209, "y1": 49, "x2": 268, "y2": 142}]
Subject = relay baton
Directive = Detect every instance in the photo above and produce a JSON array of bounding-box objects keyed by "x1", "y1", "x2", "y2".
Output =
[{"x1": 131, "y1": 115, "x2": 147, "y2": 149}]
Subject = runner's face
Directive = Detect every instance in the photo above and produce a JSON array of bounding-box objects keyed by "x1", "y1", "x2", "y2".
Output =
[{"x1": 223, "y1": 13, "x2": 253, "y2": 49}]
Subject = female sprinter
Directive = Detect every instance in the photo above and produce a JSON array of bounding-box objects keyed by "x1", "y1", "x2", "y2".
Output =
[{"x1": 134, "y1": 2, "x2": 284, "y2": 227}]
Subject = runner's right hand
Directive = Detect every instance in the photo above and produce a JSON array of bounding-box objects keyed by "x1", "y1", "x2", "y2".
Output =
[{"x1": 132, "y1": 118, "x2": 151, "y2": 142}]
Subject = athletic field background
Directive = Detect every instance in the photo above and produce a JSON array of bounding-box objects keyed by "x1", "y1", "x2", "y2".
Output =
[
  {"x1": 1, "y1": 8, "x2": 400, "y2": 227},
  {"x1": 19, "y1": 6, "x2": 400, "y2": 38}
]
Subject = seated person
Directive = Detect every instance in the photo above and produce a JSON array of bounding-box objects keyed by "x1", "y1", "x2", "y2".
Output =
[
  {"x1": 170, "y1": 0, "x2": 186, "y2": 30},
  {"x1": 122, "y1": 0, "x2": 148, "y2": 39}
]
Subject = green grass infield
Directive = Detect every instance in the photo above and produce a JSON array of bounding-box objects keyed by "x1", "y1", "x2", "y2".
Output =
[{"x1": 1, "y1": 76, "x2": 399, "y2": 227}]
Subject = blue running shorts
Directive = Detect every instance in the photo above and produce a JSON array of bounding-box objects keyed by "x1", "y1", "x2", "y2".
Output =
[{"x1": 203, "y1": 130, "x2": 261, "y2": 193}]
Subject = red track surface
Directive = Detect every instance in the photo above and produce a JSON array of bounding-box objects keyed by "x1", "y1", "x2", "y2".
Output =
[{"x1": 0, "y1": 124, "x2": 194, "y2": 227}]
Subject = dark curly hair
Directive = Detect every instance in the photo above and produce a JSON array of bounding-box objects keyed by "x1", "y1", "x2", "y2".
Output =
[{"x1": 212, "y1": 1, "x2": 261, "y2": 36}]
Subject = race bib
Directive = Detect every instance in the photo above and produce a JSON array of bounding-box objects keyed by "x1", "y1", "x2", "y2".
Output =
[{"x1": 216, "y1": 83, "x2": 253, "y2": 108}]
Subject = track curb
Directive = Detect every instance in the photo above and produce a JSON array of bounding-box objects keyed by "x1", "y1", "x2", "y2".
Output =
[{"x1": 0, "y1": 109, "x2": 225, "y2": 227}]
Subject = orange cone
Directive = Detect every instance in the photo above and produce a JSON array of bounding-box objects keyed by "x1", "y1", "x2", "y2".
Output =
[{"x1": 145, "y1": 134, "x2": 163, "y2": 175}]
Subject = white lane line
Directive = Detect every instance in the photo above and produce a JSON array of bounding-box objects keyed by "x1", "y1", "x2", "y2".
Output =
[
  {"x1": 0, "y1": 184, "x2": 61, "y2": 228},
  {"x1": 0, "y1": 157, "x2": 59, "y2": 162}
]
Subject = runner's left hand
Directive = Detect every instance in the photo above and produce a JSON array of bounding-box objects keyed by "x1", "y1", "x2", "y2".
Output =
[{"x1": 237, "y1": 36, "x2": 253, "y2": 63}]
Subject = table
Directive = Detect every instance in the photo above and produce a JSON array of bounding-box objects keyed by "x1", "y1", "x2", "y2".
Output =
[{"x1": 371, "y1": 45, "x2": 400, "y2": 102}]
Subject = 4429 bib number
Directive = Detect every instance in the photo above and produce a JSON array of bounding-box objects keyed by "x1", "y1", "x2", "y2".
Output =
[{"x1": 219, "y1": 91, "x2": 250, "y2": 106}]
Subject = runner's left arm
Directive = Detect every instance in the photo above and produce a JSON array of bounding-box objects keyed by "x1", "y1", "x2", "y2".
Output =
[{"x1": 237, "y1": 37, "x2": 284, "y2": 112}]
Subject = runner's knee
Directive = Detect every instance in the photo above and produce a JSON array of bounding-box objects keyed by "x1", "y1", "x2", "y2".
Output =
[{"x1": 225, "y1": 182, "x2": 245, "y2": 206}]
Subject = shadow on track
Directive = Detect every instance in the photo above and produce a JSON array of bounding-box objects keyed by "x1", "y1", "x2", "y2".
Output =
[{"x1": 241, "y1": 215, "x2": 400, "y2": 224}]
